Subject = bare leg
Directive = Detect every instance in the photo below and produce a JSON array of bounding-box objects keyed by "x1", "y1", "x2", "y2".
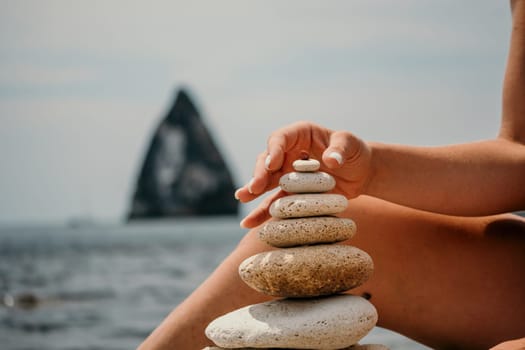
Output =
[
  {"x1": 139, "y1": 196, "x2": 525, "y2": 350},
  {"x1": 348, "y1": 197, "x2": 525, "y2": 349},
  {"x1": 138, "y1": 230, "x2": 276, "y2": 350}
]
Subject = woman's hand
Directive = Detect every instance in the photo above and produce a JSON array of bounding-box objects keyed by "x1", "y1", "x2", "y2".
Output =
[{"x1": 235, "y1": 121, "x2": 372, "y2": 228}]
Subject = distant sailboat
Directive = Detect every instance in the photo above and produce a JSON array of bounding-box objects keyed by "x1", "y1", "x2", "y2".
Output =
[{"x1": 128, "y1": 89, "x2": 239, "y2": 220}]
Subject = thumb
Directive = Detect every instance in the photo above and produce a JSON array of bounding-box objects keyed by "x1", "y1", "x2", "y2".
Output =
[{"x1": 321, "y1": 130, "x2": 361, "y2": 169}]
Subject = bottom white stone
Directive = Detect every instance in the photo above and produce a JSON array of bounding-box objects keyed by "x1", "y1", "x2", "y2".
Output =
[
  {"x1": 204, "y1": 345, "x2": 389, "y2": 350},
  {"x1": 205, "y1": 295, "x2": 378, "y2": 350}
]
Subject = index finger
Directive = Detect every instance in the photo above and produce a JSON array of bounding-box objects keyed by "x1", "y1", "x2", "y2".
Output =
[{"x1": 265, "y1": 123, "x2": 305, "y2": 171}]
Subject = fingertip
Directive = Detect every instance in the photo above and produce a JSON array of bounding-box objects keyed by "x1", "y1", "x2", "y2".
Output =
[
  {"x1": 240, "y1": 215, "x2": 258, "y2": 229},
  {"x1": 235, "y1": 186, "x2": 256, "y2": 203},
  {"x1": 264, "y1": 154, "x2": 271, "y2": 170},
  {"x1": 266, "y1": 152, "x2": 286, "y2": 173},
  {"x1": 323, "y1": 150, "x2": 344, "y2": 168},
  {"x1": 241, "y1": 203, "x2": 271, "y2": 228},
  {"x1": 266, "y1": 135, "x2": 287, "y2": 171},
  {"x1": 328, "y1": 151, "x2": 343, "y2": 165},
  {"x1": 265, "y1": 152, "x2": 278, "y2": 171},
  {"x1": 247, "y1": 178, "x2": 255, "y2": 194}
]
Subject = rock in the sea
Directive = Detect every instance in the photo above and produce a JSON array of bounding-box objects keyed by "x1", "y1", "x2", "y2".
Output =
[
  {"x1": 293, "y1": 159, "x2": 320, "y2": 172},
  {"x1": 269, "y1": 194, "x2": 347, "y2": 219},
  {"x1": 279, "y1": 172, "x2": 336, "y2": 193},
  {"x1": 259, "y1": 217, "x2": 356, "y2": 247},
  {"x1": 128, "y1": 89, "x2": 239, "y2": 219},
  {"x1": 239, "y1": 245, "x2": 373, "y2": 297},
  {"x1": 205, "y1": 295, "x2": 378, "y2": 349}
]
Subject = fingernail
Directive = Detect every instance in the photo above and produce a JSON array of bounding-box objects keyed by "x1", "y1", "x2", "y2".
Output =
[
  {"x1": 328, "y1": 151, "x2": 343, "y2": 165},
  {"x1": 239, "y1": 217, "x2": 248, "y2": 228},
  {"x1": 264, "y1": 154, "x2": 271, "y2": 170},
  {"x1": 234, "y1": 188, "x2": 241, "y2": 200},
  {"x1": 248, "y1": 178, "x2": 255, "y2": 194}
]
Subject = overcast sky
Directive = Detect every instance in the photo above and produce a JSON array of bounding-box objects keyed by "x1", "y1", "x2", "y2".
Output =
[{"x1": 0, "y1": 0, "x2": 512, "y2": 224}]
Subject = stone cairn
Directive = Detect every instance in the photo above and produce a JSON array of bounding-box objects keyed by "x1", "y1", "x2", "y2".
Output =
[{"x1": 204, "y1": 158, "x2": 388, "y2": 350}]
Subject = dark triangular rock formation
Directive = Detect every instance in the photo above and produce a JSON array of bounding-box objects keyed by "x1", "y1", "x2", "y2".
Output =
[{"x1": 128, "y1": 89, "x2": 239, "y2": 220}]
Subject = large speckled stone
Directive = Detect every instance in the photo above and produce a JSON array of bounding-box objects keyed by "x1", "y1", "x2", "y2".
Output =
[
  {"x1": 259, "y1": 217, "x2": 356, "y2": 247},
  {"x1": 293, "y1": 159, "x2": 320, "y2": 172},
  {"x1": 239, "y1": 245, "x2": 373, "y2": 297},
  {"x1": 279, "y1": 172, "x2": 336, "y2": 193},
  {"x1": 205, "y1": 295, "x2": 378, "y2": 349},
  {"x1": 269, "y1": 194, "x2": 347, "y2": 219}
]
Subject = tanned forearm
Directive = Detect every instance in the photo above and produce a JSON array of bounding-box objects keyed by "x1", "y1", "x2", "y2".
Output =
[
  {"x1": 501, "y1": 0, "x2": 525, "y2": 141},
  {"x1": 366, "y1": 140, "x2": 525, "y2": 216},
  {"x1": 365, "y1": 2, "x2": 525, "y2": 216}
]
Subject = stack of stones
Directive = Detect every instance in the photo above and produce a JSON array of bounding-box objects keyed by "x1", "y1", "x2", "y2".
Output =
[{"x1": 204, "y1": 159, "x2": 387, "y2": 350}]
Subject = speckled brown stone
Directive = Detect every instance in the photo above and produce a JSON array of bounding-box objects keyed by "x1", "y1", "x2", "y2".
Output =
[
  {"x1": 259, "y1": 217, "x2": 356, "y2": 247},
  {"x1": 205, "y1": 295, "x2": 377, "y2": 349},
  {"x1": 238, "y1": 245, "x2": 373, "y2": 297},
  {"x1": 269, "y1": 194, "x2": 348, "y2": 219},
  {"x1": 279, "y1": 172, "x2": 336, "y2": 193}
]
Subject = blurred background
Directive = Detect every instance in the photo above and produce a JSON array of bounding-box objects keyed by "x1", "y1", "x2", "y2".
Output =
[{"x1": 0, "y1": 1, "x2": 512, "y2": 349}]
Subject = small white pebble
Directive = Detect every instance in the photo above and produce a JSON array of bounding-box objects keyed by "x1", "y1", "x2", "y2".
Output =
[{"x1": 293, "y1": 159, "x2": 320, "y2": 172}]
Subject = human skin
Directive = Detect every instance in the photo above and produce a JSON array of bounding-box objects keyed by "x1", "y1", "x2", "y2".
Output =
[
  {"x1": 490, "y1": 337, "x2": 525, "y2": 350},
  {"x1": 139, "y1": 1, "x2": 525, "y2": 349},
  {"x1": 238, "y1": 0, "x2": 525, "y2": 223},
  {"x1": 139, "y1": 199, "x2": 525, "y2": 350}
]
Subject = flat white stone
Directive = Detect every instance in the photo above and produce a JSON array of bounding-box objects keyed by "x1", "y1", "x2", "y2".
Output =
[
  {"x1": 269, "y1": 194, "x2": 348, "y2": 219},
  {"x1": 293, "y1": 159, "x2": 320, "y2": 172},
  {"x1": 279, "y1": 172, "x2": 336, "y2": 193},
  {"x1": 205, "y1": 295, "x2": 378, "y2": 349}
]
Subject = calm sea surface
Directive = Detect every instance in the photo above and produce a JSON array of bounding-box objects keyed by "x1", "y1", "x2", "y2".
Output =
[{"x1": 0, "y1": 219, "x2": 429, "y2": 350}]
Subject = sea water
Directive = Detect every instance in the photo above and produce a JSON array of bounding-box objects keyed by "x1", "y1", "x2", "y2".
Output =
[{"x1": 0, "y1": 219, "x2": 429, "y2": 350}]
